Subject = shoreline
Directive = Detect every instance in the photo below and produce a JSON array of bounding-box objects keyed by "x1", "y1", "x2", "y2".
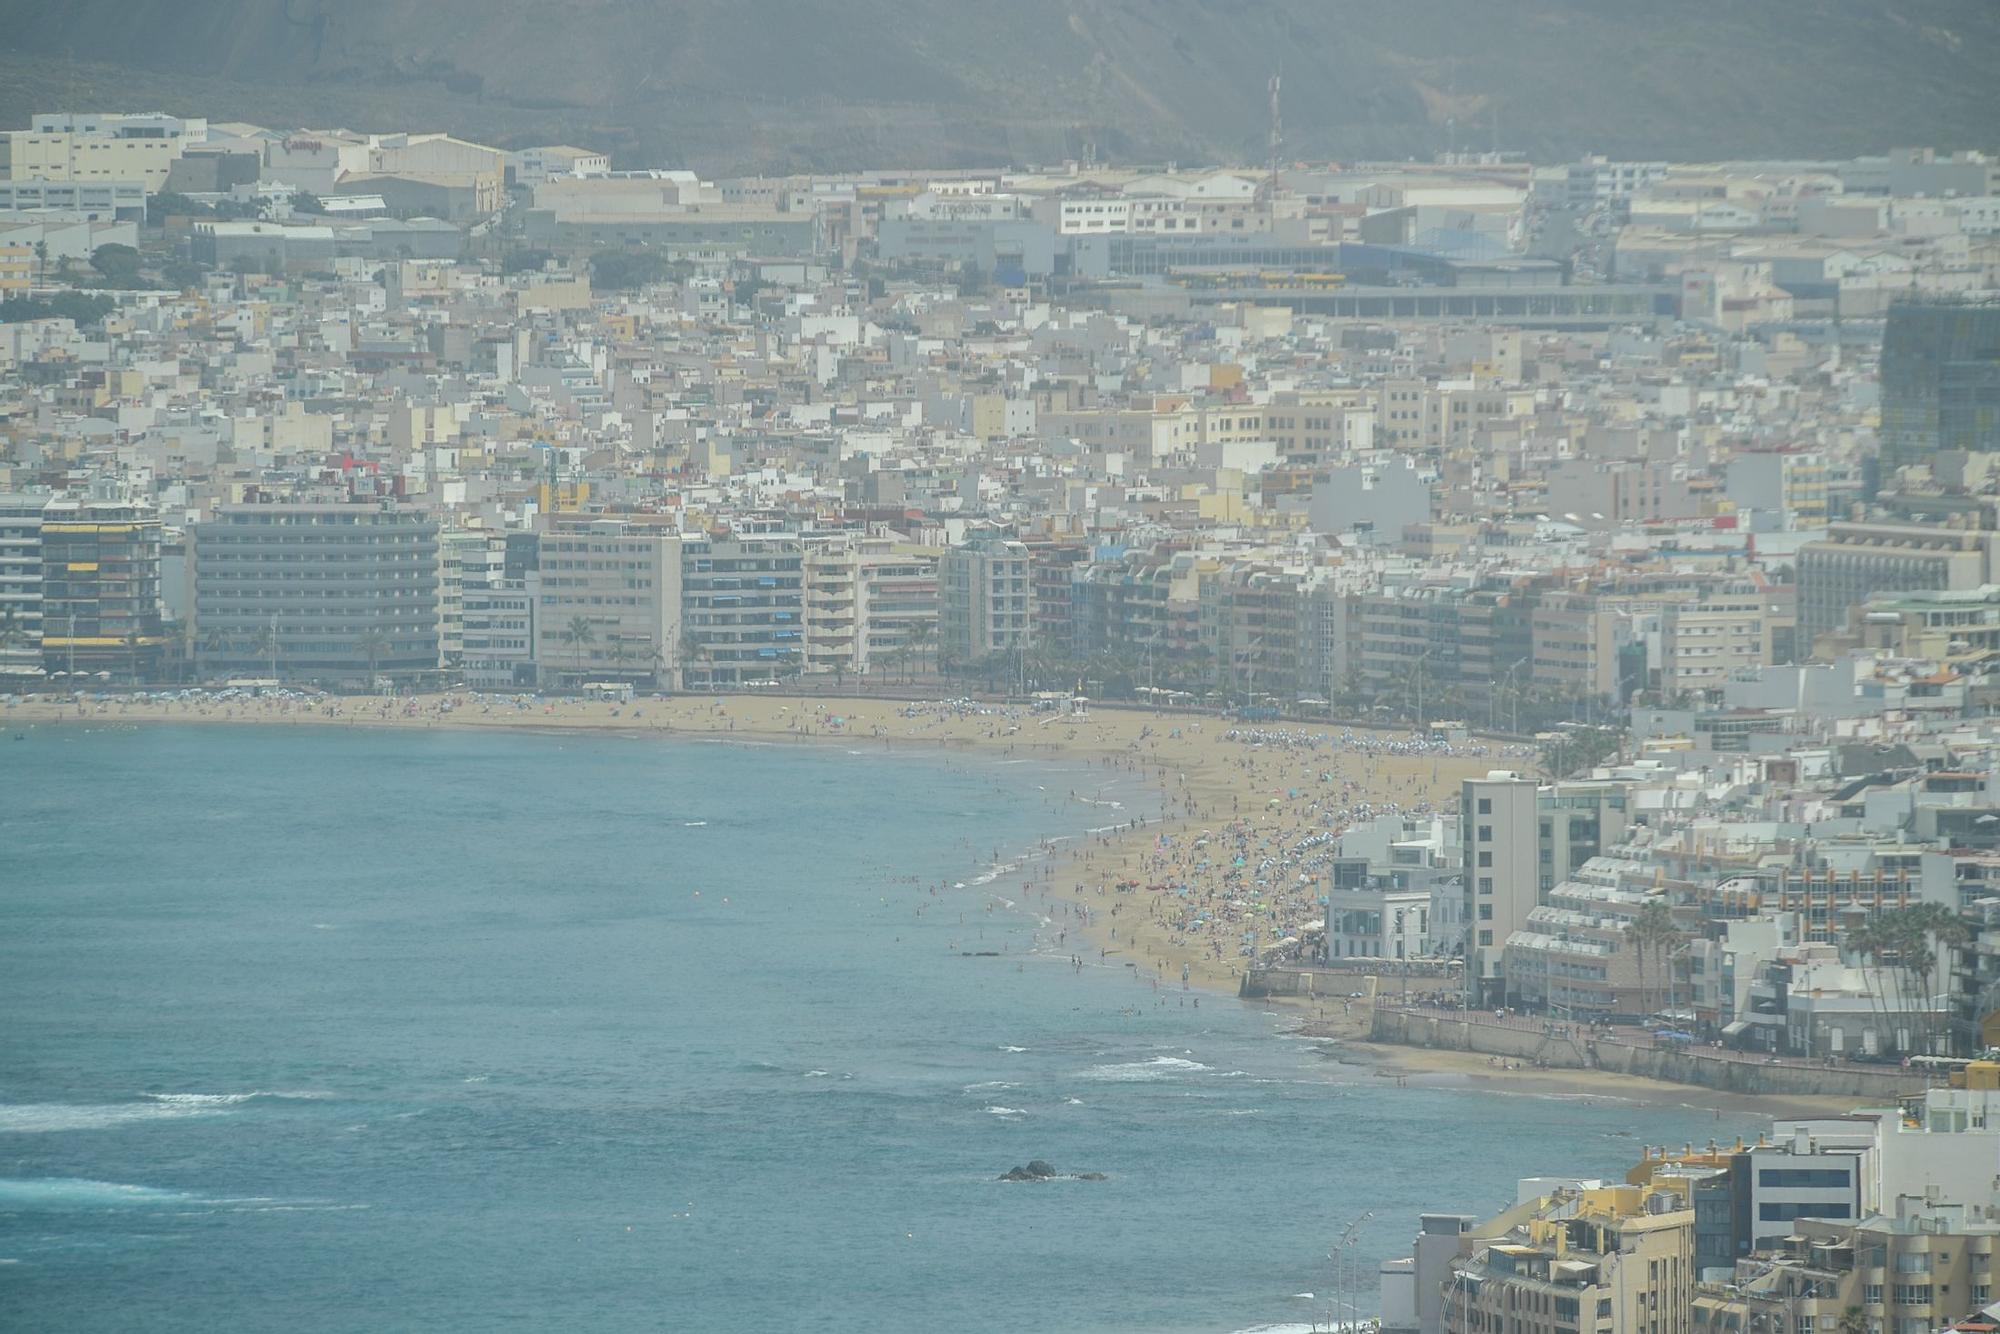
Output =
[
  {"x1": 7, "y1": 690, "x2": 1868, "y2": 1119},
  {"x1": 11, "y1": 689, "x2": 1485, "y2": 997},
  {"x1": 1257, "y1": 1002, "x2": 1870, "y2": 1119}
]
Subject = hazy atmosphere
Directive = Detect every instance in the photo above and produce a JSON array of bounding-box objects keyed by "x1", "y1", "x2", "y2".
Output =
[{"x1": 3, "y1": 3, "x2": 2000, "y2": 1332}]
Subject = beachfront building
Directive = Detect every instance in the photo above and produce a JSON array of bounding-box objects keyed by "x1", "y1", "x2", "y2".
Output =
[
  {"x1": 680, "y1": 532, "x2": 804, "y2": 688},
  {"x1": 940, "y1": 531, "x2": 1031, "y2": 668},
  {"x1": 192, "y1": 502, "x2": 439, "y2": 686},
  {"x1": 1327, "y1": 884, "x2": 1432, "y2": 961},
  {"x1": 1444, "y1": 1180, "x2": 1697, "y2": 1334},
  {"x1": 39, "y1": 497, "x2": 165, "y2": 682},
  {"x1": 858, "y1": 541, "x2": 940, "y2": 679},
  {"x1": 1500, "y1": 857, "x2": 1653, "y2": 1017},
  {"x1": 1465, "y1": 772, "x2": 1541, "y2": 1003},
  {"x1": 444, "y1": 529, "x2": 539, "y2": 689},
  {"x1": 1692, "y1": 1209, "x2": 2000, "y2": 1334},
  {"x1": 0, "y1": 492, "x2": 45, "y2": 678},
  {"x1": 439, "y1": 529, "x2": 498, "y2": 671},
  {"x1": 532, "y1": 516, "x2": 682, "y2": 690},
  {"x1": 1463, "y1": 776, "x2": 1634, "y2": 1005}
]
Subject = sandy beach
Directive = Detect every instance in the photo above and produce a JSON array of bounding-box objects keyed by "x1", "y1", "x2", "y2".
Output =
[{"x1": 6, "y1": 689, "x2": 1858, "y2": 1119}]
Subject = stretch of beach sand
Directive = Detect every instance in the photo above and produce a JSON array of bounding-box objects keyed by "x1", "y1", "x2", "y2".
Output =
[
  {"x1": 6, "y1": 688, "x2": 1861, "y2": 1119},
  {"x1": 9, "y1": 689, "x2": 1499, "y2": 987}
]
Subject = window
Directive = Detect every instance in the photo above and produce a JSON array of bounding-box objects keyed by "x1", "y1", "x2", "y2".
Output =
[
  {"x1": 1479, "y1": 905, "x2": 1493, "y2": 921},
  {"x1": 1478, "y1": 826, "x2": 1492, "y2": 843},
  {"x1": 1478, "y1": 878, "x2": 1493, "y2": 895},
  {"x1": 1477, "y1": 798, "x2": 1491, "y2": 815},
  {"x1": 1758, "y1": 1168, "x2": 1851, "y2": 1189},
  {"x1": 1761, "y1": 1202, "x2": 1851, "y2": 1222}
]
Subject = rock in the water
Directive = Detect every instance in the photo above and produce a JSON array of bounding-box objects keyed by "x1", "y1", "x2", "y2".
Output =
[
  {"x1": 999, "y1": 1160, "x2": 1061, "y2": 1181},
  {"x1": 1000, "y1": 1160, "x2": 1105, "y2": 1182}
]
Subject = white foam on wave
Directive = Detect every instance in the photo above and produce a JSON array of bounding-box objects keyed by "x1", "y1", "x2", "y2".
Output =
[
  {"x1": 144, "y1": 1091, "x2": 330, "y2": 1106},
  {"x1": 0, "y1": 1102, "x2": 225, "y2": 1133},
  {"x1": 1079, "y1": 1056, "x2": 1212, "y2": 1082},
  {"x1": 0, "y1": 1177, "x2": 193, "y2": 1207},
  {"x1": 984, "y1": 1106, "x2": 1026, "y2": 1117},
  {"x1": 963, "y1": 1081, "x2": 1019, "y2": 1093},
  {"x1": 803, "y1": 1070, "x2": 832, "y2": 1078},
  {"x1": 998, "y1": 1045, "x2": 1028, "y2": 1053}
]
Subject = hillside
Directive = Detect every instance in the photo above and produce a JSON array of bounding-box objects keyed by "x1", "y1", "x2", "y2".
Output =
[{"x1": 1, "y1": 0, "x2": 1995, "y2": 170}]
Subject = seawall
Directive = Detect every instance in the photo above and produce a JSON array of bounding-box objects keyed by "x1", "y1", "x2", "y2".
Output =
[{"x1": 1368, "y1": 1004, "x2": 1927, "y2": 1101}]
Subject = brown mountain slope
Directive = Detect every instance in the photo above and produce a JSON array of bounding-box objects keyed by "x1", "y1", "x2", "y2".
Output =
[{"x1": 1, "y1": 1, "x2": 1994, "y2": 169}]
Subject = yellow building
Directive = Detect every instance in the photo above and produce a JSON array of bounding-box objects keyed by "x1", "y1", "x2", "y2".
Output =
[
  {"x1": 1448, "y1": 1182, "x2": 1696, "y2": 1334},
  {"x1": 0, "y1": 241, "x2": 32, "y2": 294},
  {"x1": 2, "y1": 130, "x2": 184, "y2": 190},
  {"x1": 39, "y1": 498, "x2": 166, "y2": 681}
]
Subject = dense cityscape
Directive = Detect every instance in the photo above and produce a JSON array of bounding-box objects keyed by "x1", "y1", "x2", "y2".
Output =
[{"x1": 3, "y1": 96, "x2": 2000, "y2": 1334}]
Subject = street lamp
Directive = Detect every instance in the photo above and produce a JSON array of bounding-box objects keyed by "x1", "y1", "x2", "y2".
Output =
[
  {"x1": 1494, "y1": 656, "x2": 1530, "y2": 733},
  {"x1": 1327, "y1": 1210, "x2": 1372, "y2": 1332}
]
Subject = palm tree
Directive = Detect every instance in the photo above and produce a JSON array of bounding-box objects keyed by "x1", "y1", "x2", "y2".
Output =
[
  {"x1": 171, "y1": 620, "x2": 196, "y2": 682},
  {"x1": 124, "y1": 627, "x2": 145, "y2": 685},
  {"x1": 198, "y1": 627, "x2": 231, "y2": 682},
  {"x1": 676, "y1": 630, "x2": 706, "y2": 691},
  {"x1": 0, "y1": 605, "x2": 30, "y2": 672},
  {"x1": 1890, "y1": 902, "x2": 1970, "y2": 1055},
  {"x1": 252, "y1": 624, "x2": 280, "y2": 681},
  {"x1": 562, "y1": 615, "x2": 596, "y2": 684},
  {"x1": 607, "y1": 636, "x2": 635, "y2": 678},
  {"x1": 1628, "y1": 899, "x2": 1684, "y2": 1017},
  {"x1": 357, "y1": 626, "x2": 390, "y2": 687},
  {"x1": 905, "y1": 621, "x2": 935, "y2": 682},
  {"x1": 33, "y1": 240, "x2": 47, "y2": 286}
]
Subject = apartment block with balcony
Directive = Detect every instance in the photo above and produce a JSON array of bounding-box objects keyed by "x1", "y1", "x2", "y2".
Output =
[
  {"x1": 1445, "y1": 1182, "x2": 1696, "y2": 1334},
  {"x1": 40, "y1": 498, "x2": 164, "y2": 682},
  {"x1": 857, "y1": 541, "x2": 939, "y2": 677},
  {"x1": 940, "y1": 532, "x2": 1030, "y2": 665},
  {"x1": 1694, "y1": 1210, "x2": 2000, "y2": 1334},
  {"x1": 533, "y1": 517, "x2": 681, "y2": 689},
  {"x1": 681, "y1": 533, "x2": 803, "y2": 686},
  {"x1": 0, "y1": 492, "x2": 45, "y2": 677},
  {"x1": 193, "y1": 502, "x2": 439, "y2": 685}
]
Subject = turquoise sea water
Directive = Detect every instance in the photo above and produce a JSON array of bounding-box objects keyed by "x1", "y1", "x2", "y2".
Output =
[{"x1": 1, "y1": 725, "x2": 1751, "y2": 1333}]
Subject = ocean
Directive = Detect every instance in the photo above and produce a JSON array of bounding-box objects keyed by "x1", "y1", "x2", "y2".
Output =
[{"x1": 0, "y1": 724, "x2": 1751, "y2": 1332}]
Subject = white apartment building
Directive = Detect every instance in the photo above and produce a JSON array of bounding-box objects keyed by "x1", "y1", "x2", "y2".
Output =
[
  {"x1": 1464, "y1": 772, "x2": 1540, "y2": 1002},
  {"x1": 940, "y1": 532, "x2": 1030, "y2": 664},
  {"x1": 1659, "y1": 592, "x2": 1784, "y2": 700},
  {"x1": 0, "y1": 492, "x2": 45, "y2": 677}
]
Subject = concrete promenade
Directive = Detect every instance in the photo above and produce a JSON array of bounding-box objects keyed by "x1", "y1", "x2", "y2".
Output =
[{"x1": 1369, "y1": 1003, "x2": 1930, "y2": 1101}]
